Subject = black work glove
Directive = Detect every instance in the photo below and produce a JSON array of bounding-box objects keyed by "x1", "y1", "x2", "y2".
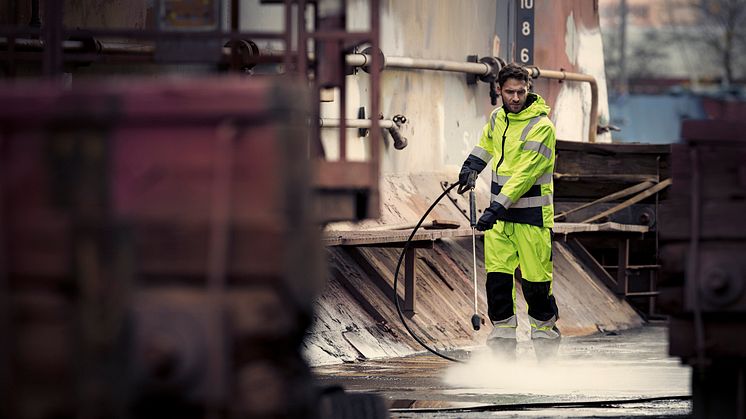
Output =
[
  {"x1": 457, "y1": 167, "x2": 478, "y2": 194},
  {"x1": 475, "y1": 202, "x2": 508, "y2": 231}
]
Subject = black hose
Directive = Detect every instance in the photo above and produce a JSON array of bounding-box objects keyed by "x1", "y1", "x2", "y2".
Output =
[
  {"x1": 393, "y1": 181, "x2": 464, "y2": 363},
  {"x1": 389, "y1": 394, "x2": 692, "y2": 414}
]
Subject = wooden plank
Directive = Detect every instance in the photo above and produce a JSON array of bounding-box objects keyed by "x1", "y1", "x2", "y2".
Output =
[
  {"x1": 555, "y1": 150, "x2": 662, "y2": 179},
  {"x1": 554, "y1": 222, "x2": 649, "y2": 234},
  {"x1": 403, "y1": 247, "x2": 416, "y2": 314},
  {"x1": 330, "y1": 266, "x2": 388, "y2": 325},
  {"x1": 342, "y1": 247, "x2": 403, "y2": 309},
  {"x1": 554, "y1": 173, "x2": 658, "y2": 183},
  {"x1": 324, "y1": 222, "x2": 649, "y2": 247},
  {"x1": 322, "y1": 228, "x2": 476, "y2": 246},
  {"x1": 557, "y1": 139, "x2": 672, "y2": 155},
  {"x1": 363, "y1": 219, "x2": 462, "y2": 231}
]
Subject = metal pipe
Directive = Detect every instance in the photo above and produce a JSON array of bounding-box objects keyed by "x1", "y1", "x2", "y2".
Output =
[
  {"x1": 344, "y1": 54, "x2": 599, "y2": 143},
  {"x1": 29, "y1": 0, "x2": 41, "y2": 27},
  {"x1": 527, "y1": 66, "x2": 599, "y2": 143},
  {"x1": 0, "y1": 37, "x2": 273, "y2": 65},
  {"x1": 346, "y1": 53, "x2": 492, "y2": 76},
  {"x1": 319, "y1": 118, "x2": 407, "y2": 150},
  {"x1": 319, "y1": 118, "x2": 394, "y2": 129},
  {"x1": 0, "y1": 36, "x2": 599, "y2": 143}
]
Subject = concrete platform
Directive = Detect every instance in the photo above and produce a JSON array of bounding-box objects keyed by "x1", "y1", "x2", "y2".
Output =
[{"x1": 312, "y1": 326, "x2": 692, "y2": 418}]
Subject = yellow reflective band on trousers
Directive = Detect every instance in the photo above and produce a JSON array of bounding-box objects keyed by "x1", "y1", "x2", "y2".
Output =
[{"x1": 484, "y1": 221, "x2": 552, "y2": 282}]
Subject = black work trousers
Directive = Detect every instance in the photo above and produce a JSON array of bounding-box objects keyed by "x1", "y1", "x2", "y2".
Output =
[{"x1": 485, "y1": 271, "x2": 559, "y2": 322}]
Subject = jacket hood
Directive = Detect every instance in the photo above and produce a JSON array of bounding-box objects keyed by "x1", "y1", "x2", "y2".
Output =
[{"x1": 500, "y1": 93, "x2": 551, "y2": 121}]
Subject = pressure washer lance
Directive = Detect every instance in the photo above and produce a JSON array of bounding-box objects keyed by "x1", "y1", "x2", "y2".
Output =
[{"x1": 468, "y1": 174, "x2": 481, "y2": 331}]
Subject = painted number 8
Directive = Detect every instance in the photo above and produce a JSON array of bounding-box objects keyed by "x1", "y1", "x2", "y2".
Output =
[{"x1": 522, "y1": 21, "x2": 531, "y2": 36}]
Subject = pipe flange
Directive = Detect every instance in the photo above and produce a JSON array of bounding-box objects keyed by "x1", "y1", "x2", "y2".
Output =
[
  {"x1": 700, "y1": 266, "x2": 745, "y2": 308},
  {"x1": 390, "y1": 129, "x2": 408, "y2": 150},
  {"x1": 361, "y1": 46, "x2": 386, "y2": 74},
  {"x1": 477, "y1": 56, "x2": 504, "y2": 83},
  {"x1": 69, "y1": 32, "x2": 102, "y2": 55},
  {"x1": 224, "y1": 39, "x2": 260, "y2": 70}
]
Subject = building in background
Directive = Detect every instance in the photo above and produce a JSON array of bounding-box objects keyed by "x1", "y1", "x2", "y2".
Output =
[{"x1": 599, "y1": 0, "x2": 746, "y2": 144}]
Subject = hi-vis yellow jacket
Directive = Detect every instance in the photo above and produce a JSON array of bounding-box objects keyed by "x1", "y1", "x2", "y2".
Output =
[{"x1": 464, "y1": 93, "x2": 556, "y2": 228}]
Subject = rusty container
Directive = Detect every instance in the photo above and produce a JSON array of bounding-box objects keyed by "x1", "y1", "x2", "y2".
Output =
[{"x1": 0, "y1": 77, "x2": 323, "y2": 418}]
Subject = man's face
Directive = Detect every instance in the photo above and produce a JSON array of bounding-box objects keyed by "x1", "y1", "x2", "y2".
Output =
[{"x1": 498, "y1": 78, "x2": 529, "y2": 113}]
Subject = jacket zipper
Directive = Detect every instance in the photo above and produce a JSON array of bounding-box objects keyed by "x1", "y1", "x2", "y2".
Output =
[{"x1": 495, "y1": 112, "x2": 509, "y2": 171}]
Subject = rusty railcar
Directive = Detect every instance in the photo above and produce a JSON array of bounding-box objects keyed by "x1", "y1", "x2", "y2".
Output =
[
  {"x1": 660, "y1": 119, "x2": 746, "y2": 418},
  {"x1": 0, "y1": 78, "x2": 329, "y2": 418}
]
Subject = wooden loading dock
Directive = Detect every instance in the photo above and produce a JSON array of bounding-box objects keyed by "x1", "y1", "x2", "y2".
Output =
[{"x1": 307, "y1": 140, "x2": 670, "y2": 365}]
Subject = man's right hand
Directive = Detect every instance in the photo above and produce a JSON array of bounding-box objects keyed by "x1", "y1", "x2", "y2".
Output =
[
  {"x1": 475, "y1": 202, "x2": 507, "y2": 231},
  {"x1": 457, "y1": 168, "x2": 477, "y2": 194}
]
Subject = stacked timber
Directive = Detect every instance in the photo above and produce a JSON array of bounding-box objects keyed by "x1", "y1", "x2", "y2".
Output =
[
  {"x1": 553, "y1": 139, "x2": 670, "y2": 226},
  {"x1": 553, "y1": 140, "x2": 671, "y2": 317}
]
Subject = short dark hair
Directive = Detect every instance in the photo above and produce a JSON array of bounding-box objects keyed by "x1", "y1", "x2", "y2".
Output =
[{"x1": 497, "y1": 63, "x2": 530, "y2": 87}]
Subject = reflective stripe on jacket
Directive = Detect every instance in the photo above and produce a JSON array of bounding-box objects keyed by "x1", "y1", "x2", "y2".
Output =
[{"x1": 466, "y1": 93, "x2": 556, "y2": 227}]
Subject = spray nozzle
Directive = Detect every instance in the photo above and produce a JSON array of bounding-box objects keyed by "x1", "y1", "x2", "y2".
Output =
[{"x1": 471, "y1": 313, "x2": 481, "y2": 331}]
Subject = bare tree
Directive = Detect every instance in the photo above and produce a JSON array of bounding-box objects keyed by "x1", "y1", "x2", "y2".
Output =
[
  {"x1": 602, "y1": 24, "x2": 669, "y2": 94},
  {"x1": 676, "y1": 0, "x2": 746, "y2": 85}
]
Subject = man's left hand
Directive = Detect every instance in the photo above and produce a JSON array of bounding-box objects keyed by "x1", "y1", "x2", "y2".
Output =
[{"x1": 475, "y1": 203, "x2": 508, "y2": 231}]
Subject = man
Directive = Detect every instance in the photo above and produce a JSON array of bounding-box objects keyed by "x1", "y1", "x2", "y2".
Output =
[{"x1": 458, "y1": 63, "x2": 560, "y2": 357}]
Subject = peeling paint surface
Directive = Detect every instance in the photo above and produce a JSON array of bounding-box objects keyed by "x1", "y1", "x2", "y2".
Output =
[
  {"x1": 553, "y1": 11, "x2": 612, "y2": 142},
  {"x1": 305, "y1": 1, "x2": 611, "y2": 171}
]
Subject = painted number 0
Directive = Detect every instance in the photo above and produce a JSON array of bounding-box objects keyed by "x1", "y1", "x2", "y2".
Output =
[
  {"x1": 520, "y1": 48, "x2": 530, "y2": 63},
  {"x1": 522, "y1": 21, "x2": 531, "y2": 36},
  {"x1": 521, "y1": 0, "x2": 534, "y2": 9}
]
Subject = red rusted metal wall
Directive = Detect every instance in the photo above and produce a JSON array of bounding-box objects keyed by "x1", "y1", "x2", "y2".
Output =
[
  {"x1": 0, "y1": 77, "x2": 322, "y2": 418},
  {"x1": 660, "y1": 119, "x2": 746, "y2": 418}
]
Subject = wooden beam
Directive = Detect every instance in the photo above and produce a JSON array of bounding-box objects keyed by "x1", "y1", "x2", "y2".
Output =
[
  {"x1": 582, "y1": 178, "x2": 672, "y2": 224},
  {"x1": 555, "y1": 180, "x2": 655, "y2": 221},
  {"x1": 617, "y1": 239, "x2": 629, "y2": 295},
  {"x1": 566, "y1": 238, "x2": 619, "y2": 294}
]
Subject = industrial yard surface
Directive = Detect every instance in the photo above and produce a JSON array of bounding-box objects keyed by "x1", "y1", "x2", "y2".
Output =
[{"x1": 313, "y1": 326, "x2": 691, "y2": 418}]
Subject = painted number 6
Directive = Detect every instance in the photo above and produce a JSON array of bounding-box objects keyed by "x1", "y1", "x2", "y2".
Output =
[{"x1": 520, "y1": 48, "x2": 530, "y2": 63}]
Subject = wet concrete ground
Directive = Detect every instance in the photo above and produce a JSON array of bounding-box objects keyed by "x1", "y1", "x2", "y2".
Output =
[{"x1": 312, "y1": 326, "x2": 692, "y2": 418}]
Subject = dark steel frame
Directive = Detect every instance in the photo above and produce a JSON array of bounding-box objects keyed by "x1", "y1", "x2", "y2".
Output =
[
  {"x1": 0, "y1": 0, "x2": 382, "y2": 415},
  {"x1": 0, "y1": 0, "x2": 382, "y2": 218}
]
